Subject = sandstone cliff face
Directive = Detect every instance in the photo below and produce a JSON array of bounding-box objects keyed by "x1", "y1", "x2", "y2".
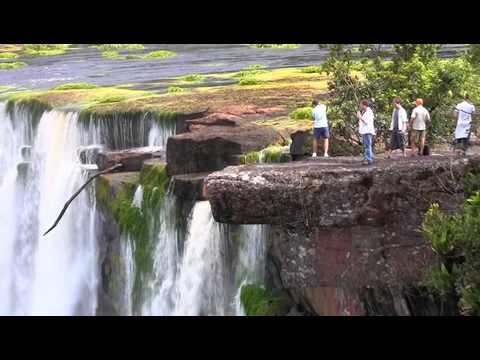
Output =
[{"x1": 205, "y1": 155, "x2": 480, "y2": 315}]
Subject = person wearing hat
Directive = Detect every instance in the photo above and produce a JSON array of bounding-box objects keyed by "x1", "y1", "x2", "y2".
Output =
[
  {"x1": 409, "y1": 98, "x2": 430, "y2": 156},
  {"x1": 453, "y1": 93, "x2": 476, "y2": 154}
]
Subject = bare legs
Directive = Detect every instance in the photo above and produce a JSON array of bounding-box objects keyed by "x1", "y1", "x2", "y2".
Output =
[{"x1": 313, "y1": 138, "x2": 329, "y2": 157}]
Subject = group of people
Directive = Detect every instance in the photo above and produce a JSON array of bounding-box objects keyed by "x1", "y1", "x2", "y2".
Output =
[{"x1": 311, "y1": 94, "x2": 476, "y2": 165}]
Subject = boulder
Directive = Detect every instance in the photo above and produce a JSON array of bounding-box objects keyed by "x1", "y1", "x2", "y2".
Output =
[
  {"x1": 205, "y1": 154, "x2": 478, "y2": 225},
  {"x1": 166, "y1": 124, "x2": 283, "y2": 176},
  {"x1": 205, "y1": 154, "x2": 480, "y2": 315}
]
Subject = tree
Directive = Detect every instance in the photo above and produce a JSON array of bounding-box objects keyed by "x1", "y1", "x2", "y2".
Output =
[{"x1": 319, "y1": 44, "x2": 480, "y2": 147}]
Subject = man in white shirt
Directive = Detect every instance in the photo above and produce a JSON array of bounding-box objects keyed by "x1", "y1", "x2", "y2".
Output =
[
  {"x1": 454, "y1": 93, "x2": 476, "y2": 153},
  {"x1": 356, "y1": 99, "x2": 376, "y2": 165},
  {"x1": 409, "y1": 98, "x2": 430, "y2": 156},
  {"x1": 311, "y1": 99, "x2": 329, "y2": 158}
]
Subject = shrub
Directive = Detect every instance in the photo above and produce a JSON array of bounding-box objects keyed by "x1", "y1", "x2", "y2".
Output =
[
  {"x1": 96, "y1": 95, "x2": 127, "y2": 104},
  {"x1": 289, "y1": 106, "x2": 313, "y2": 120},
  {"x1": 422, "y1": 190, "x2": 480, "y2": 315}
]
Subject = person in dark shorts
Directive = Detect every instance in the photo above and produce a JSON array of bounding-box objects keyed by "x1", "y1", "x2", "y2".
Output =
[
  {"x1": 387, "y1": 97, "x2": 408, "y2": 158},
  {"x1": 312, "y1": 99, "x2": 330, "y2": 158}
]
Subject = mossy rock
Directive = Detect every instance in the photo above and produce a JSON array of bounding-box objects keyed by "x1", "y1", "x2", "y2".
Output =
[{"x1": 240, "y1": 284, "x2": 290, "y2": 316}]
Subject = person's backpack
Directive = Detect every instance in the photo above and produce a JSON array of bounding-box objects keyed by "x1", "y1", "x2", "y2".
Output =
[{"x1": 423, "y1": 144, "x2": 431, "y2": 156}]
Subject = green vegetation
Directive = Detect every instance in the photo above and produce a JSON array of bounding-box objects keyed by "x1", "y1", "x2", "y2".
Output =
[
  {"x1": 143, "y1": 50, "x2": 176, "y2": 60},
  {"x1": 248, "y1": 44, "x2": 300, "y2": 49},
  {"x1": 167, "y1": 86, "x2": 185, "y2": 93},
  {"x1": 289, "y1": 106, "x2": 313, "y2": 120},
  {"x1": 262, "y1": 144, "x2": 290, "y2": 163},
  {"x1": 102, "y1": 50, "x2": 121, "y2": 59},
  {"x1": 96, "y1": 95, "x2": 128, "y2": 104},
  {"x1": 240, "y1": 284, "x2": 290, "y2": 316},
  {"x1": 422, "y1": 169, "x2": 480, "y2": 315},
  {"x1": 240, "y1": 145, "x2": 290, "y2": 164},
  {"x1": 238, "y1": 76, "x2": 261, "y2": 86},
  {"x1": 320, "y1": 44, "x2": 480, "y2": 146},
  {"x1": 98, "y1": 161, "x2": 170, "y2": 312},
  {"x1": 301, "y1": 65, "x2": 321, "y2": 73},
  {"x1": 180, "y1": 74, "x2": 205, "y2": 82},
  {"x1": 91, "y1": 44, "x2": 145, "y2": 51},
  {"x1": 240, "y1": 151, "x2": 260, "y2": 164},
  {"x1": 23, "y1": 44, "x2": 71, "y2": 57},
  {"x1": 52, "y1": 83, "x2": 99, "y2": 90},
  {"x1": 234, "y1": 64, "x2": 267, "y2": 78},
  {"x1": 0, "y1": 62, "x2": 27, "y2": 70},
  {"x1": 0, "y1": 52, "x2": 19, "y2": 59},
  {"x1": 0, "y1": 86, "x2": 14, "y2": 91}
]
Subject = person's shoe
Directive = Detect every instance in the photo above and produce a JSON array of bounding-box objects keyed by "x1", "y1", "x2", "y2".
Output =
[
  {"x1": 362, "y1": 160, "x2": 369, "y2": 165},
  {"x1": 324, "y1": 153, "x2": 329, "y2": 158},
  {"x1": 312, "y1": 153, "x2": 317, "y2": 158}
]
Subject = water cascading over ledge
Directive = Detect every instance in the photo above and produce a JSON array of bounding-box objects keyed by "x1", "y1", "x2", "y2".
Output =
[{"x1": 0, "y1": 100, "x2": 178, "y2": 315}]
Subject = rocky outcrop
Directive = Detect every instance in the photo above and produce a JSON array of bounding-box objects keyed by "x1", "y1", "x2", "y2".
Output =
[
  {"x1": 205, "y1": 154, "x2": 480, "y2": 315},
  {"x1": 96, "y1": 147, "x2": 164, "y2": 171},
  {"x1": 166, "y1": 122, "x2": 283, "y2": 176}
]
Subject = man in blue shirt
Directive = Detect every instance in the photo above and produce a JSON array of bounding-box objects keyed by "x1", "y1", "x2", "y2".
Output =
[{"x1": 312, "y1": 99, "x2": 330, "y2": 158}]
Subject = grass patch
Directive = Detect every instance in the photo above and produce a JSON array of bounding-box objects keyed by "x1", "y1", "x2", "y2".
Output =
[
  {"x1": 91, "y1": 44, "x2": 145, "y2": 51},
  {"x1": 180, "y1": 74, "x2": 205, "y2": 82},
  {"x1": 0, "y1": 62, "x2": 27, "y2": 70},
  {"x1": 52, "y1": 83, "x2": 99, "y2": 90},
  {"x1": 0, "y1": 52, "x2": 19, "y2": 59},
  {"x1": 238, "y1": 76, "x2": 261, "y2": 86},
  {"x1": 248, "y1": 44, "x2": 300, "y2": 49},
  {"x1": 301, "y1": 65, "x2": 321, "y2": 73},
  {"x1": 143, "y1": 50, "x2": 176, "y2": 60},
  {"x1": 96, "y1": 95, "x2": 128, "y2": 104},
  {"x1": 0, "y1": 85, "x2": 14, "y2": 91},
  {"x1": 167, "y1": 86, "x2": 185, "y2": 93},
  {"x1": 22, "y1": 44, "x2": 71, "y2": 57},
  {"x1": 102, "y1": 50, "x2": 121, "y2": 59}
]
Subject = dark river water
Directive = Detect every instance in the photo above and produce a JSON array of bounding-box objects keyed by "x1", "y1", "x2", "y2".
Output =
[{"x1": 0, "y1": 44, "x2": 468, "y2": 92}]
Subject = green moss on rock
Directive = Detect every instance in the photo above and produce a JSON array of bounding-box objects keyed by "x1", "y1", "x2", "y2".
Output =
[
  {"x1": 0, "y1": 62, "x2": 27, "y2": 70},
  {"x1": 240, "y1": 284, "x2": 290, "y2": 316}
]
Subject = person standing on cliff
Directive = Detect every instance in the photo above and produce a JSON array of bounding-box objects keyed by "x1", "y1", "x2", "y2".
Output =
[
  {"x1": 453, "y1": 93, "x2": 476, "y2": 154},
  {"x1": 409, "y1": 98, "x2": 430, "y2": 156},
  {"x1": 311, "y1": 99, "x2": 330, "y2": 158},
  {"x1": 356, "y1": 100, "x2": 376, "y2": 165},
  {"x1": 387, "y1": 97, "x2": 408, "y2": 158}
]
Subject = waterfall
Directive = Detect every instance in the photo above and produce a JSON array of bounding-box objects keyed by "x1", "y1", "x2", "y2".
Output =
[
  {"x1": 138, "y1": 200, "x2": 267, "y2": 316},
  {"x1": 0, "y1": 100, "x2": 266, "y2": 316}
]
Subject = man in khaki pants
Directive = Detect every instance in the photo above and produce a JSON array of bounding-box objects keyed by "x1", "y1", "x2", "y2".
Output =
[{"x1": 409, "y1": 98, "x2": 430, "y2": 156}]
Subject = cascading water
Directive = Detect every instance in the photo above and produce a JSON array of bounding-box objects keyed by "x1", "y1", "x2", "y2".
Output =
[
  {"x1": 137, "y1": 199, "x2": 267, "y2": 316},
  {"x1": 1, "y1": 100, "x2": 266, "y2": 316},
  {"x1": 0, "y1": 105, "x2": 98, "y2": 315}
]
